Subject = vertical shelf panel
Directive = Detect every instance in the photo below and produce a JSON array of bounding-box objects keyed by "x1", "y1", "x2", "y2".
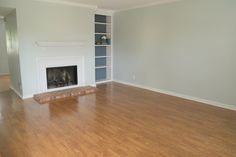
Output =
[
  {"x1": 106, "y1": 47, "x2": 111, "y2": 57},
  {"x1": 95, "y1": 14, "x2": 112, "y2": 83}
]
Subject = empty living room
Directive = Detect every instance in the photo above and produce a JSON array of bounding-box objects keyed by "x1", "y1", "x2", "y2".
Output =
[{"x1": 0, "y1": 0, "x2": 235, "y2": 156}]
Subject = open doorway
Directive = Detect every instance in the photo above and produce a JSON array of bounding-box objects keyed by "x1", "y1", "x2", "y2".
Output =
[{"x1": 0, "y1": 7, "x2": 16, "y2": 93}]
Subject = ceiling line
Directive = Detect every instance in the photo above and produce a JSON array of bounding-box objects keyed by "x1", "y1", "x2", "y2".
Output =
[
  {"x1": 34, "y1": 0, "x2": 98, "y2": 9},
  {"x1": 115, "y1": 0, "x2": 182, "y2": 12}
]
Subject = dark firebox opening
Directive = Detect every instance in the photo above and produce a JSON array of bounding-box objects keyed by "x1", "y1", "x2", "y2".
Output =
[{"x1": 46, "y1": 66, "x2": 78, "y2": 89}]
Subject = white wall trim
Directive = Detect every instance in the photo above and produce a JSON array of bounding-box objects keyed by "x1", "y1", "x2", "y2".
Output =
[
  {"x1": 34, "y1": 0, "x2": 182, "y2": 12},
  {"x1": 96, "y1": 80, "x2": 112, "y2": 85},
  {"x1": 10, "y1": 85, "x2": 34, "y2": 99},
  {"x1": 34, "y1": 0, "x2": 98, "y2": 9},
  {"x1": 114, "y1": 80, "x2": 236, "y2": 111},
  {"x1": 96, "y1": 9, "x2": 114, "y2": 16},
  {"x1": 35, "y1": 41, "x2": 84, "y2": 47},
  {"x1": 116, "y1": 0, "x2": 182, "y2": 12},
  {"x1": 10, "y1": 84, "x2": 23, "y2": 99},
  {"x1": 22, "y1": 94, "x2": 34, "y2": 99}
]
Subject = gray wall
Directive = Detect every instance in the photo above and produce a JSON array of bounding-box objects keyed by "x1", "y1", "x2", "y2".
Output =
[
  {"x1": 5, "y1": 10, "x2": 22, "y2": 95},
  {"x1": 114, "y1": 0, "x2": 236, "y2": 106},
  {"x1": 0, "y1": 0, "x2": 95, "y2": 97},
  {"x1": 0, "y1": 19, "x2": 9, "y2": 75}
]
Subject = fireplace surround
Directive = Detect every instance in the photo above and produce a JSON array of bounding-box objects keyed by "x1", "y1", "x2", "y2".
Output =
[{"x1": 36, "y1": 56, "x2": 85, "y2": 93}]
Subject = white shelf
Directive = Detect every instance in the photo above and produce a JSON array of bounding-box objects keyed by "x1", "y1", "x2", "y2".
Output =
[
  {"x1": 95, "y1": 32, "x2": 111, "y2": 35},
  {"x1": 95, "y1": 66, "x2": 111, "y2": 69},
  {"x1": 95, "y1": 22, "x2": 111, "y2": 25},
  {"x1": 96, "y1": 79, "x2": 112, "y2": 84},
  {"x1": 95, "y1": 45, "x2": 111, "y2": 47},
  {"x1": 95, "y1": 56, "x2": 111, "y2": 59}
]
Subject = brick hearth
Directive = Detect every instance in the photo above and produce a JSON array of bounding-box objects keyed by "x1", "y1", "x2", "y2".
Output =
[{"x1": 34, "y1": 86, "x2": 97, "y2": 104}]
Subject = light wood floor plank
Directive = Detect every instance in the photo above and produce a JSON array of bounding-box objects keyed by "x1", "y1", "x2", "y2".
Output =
[{"x1": 0, "y1": 80, "x2": 236, "y2": 157}]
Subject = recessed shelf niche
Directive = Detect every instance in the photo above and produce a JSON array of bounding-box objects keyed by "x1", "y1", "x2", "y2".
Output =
[{"x1": 95, "y1": 14, "x2": 112, "y2": 83}]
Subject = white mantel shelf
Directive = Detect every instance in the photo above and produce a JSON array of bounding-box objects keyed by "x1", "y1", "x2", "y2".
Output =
[{"x1": 35, "y1": 41, "x2": 84, "y2": 47}]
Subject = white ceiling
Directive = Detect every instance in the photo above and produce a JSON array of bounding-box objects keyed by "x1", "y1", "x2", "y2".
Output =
[
  {"x1": 0, "y1": 0, "x2": 178, "y2": 16},
  {"x1": 50, "y1": 0, "x2": 178, "y2": 11}
]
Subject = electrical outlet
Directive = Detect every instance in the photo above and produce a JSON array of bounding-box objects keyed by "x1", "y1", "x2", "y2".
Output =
[{"x1": 132, "y1": 74, "x2": 136, "y2": 80}]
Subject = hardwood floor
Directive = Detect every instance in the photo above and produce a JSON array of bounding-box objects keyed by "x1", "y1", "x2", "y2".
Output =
[{"x1": 0, "y1": 82, "x2": 236, "y2": 157}]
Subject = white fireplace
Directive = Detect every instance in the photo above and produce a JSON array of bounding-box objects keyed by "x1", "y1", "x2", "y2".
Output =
[{"x1": 36, "y1": 56, "x2": 85, "y2": 93}]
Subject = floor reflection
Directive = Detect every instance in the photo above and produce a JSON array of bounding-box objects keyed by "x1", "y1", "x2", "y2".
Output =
[
  {"x1": 48, "y1": 98, "x2": 79, "y2": 119},
  {"x1": 0, "y1": 90, "x2": 29, "y2": 157}
]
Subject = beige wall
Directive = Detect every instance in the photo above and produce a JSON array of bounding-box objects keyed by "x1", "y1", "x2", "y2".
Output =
[
  {"x1": 114, "y1": 0, "x2": 236, "y2": 106},
  {"x1": 0, "y1": 19, "x2": 9, "y2": 75},
  {"x1": 0, "y1": 0, "x2": 95, "y2": 97}
]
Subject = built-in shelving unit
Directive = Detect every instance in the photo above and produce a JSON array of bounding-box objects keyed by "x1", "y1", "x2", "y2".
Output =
[{"x1": 95, "y1": 14, "x2": 112, "y2": 83}]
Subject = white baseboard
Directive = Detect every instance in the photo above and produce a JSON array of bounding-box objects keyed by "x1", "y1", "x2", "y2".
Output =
[
  {"x1": 10, "y1": 85, "x2": 23, "y2": 99},
  {"x1": 96, "y1": 80, "x2": 112, "y2": 85},
  {"x1": 10, "y1": 85, "x2": 34, "y2": 99},
  {"x1": 91, "y1": 83, "x2": 97, "y2": 87},
  {"x1": 23, "y1": 94, "x2": 34, "y2": 99},
  {"x1": 113, "y1": 80, "x2": 236, "y2": 111}
]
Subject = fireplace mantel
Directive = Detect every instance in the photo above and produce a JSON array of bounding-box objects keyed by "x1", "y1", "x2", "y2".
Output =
[
  {"x1": 36, "y1": 56, "x2": 85, "y2": 93},
  {"x1": 35, "y1": 41, "x2": 84, "y2": 47}
]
